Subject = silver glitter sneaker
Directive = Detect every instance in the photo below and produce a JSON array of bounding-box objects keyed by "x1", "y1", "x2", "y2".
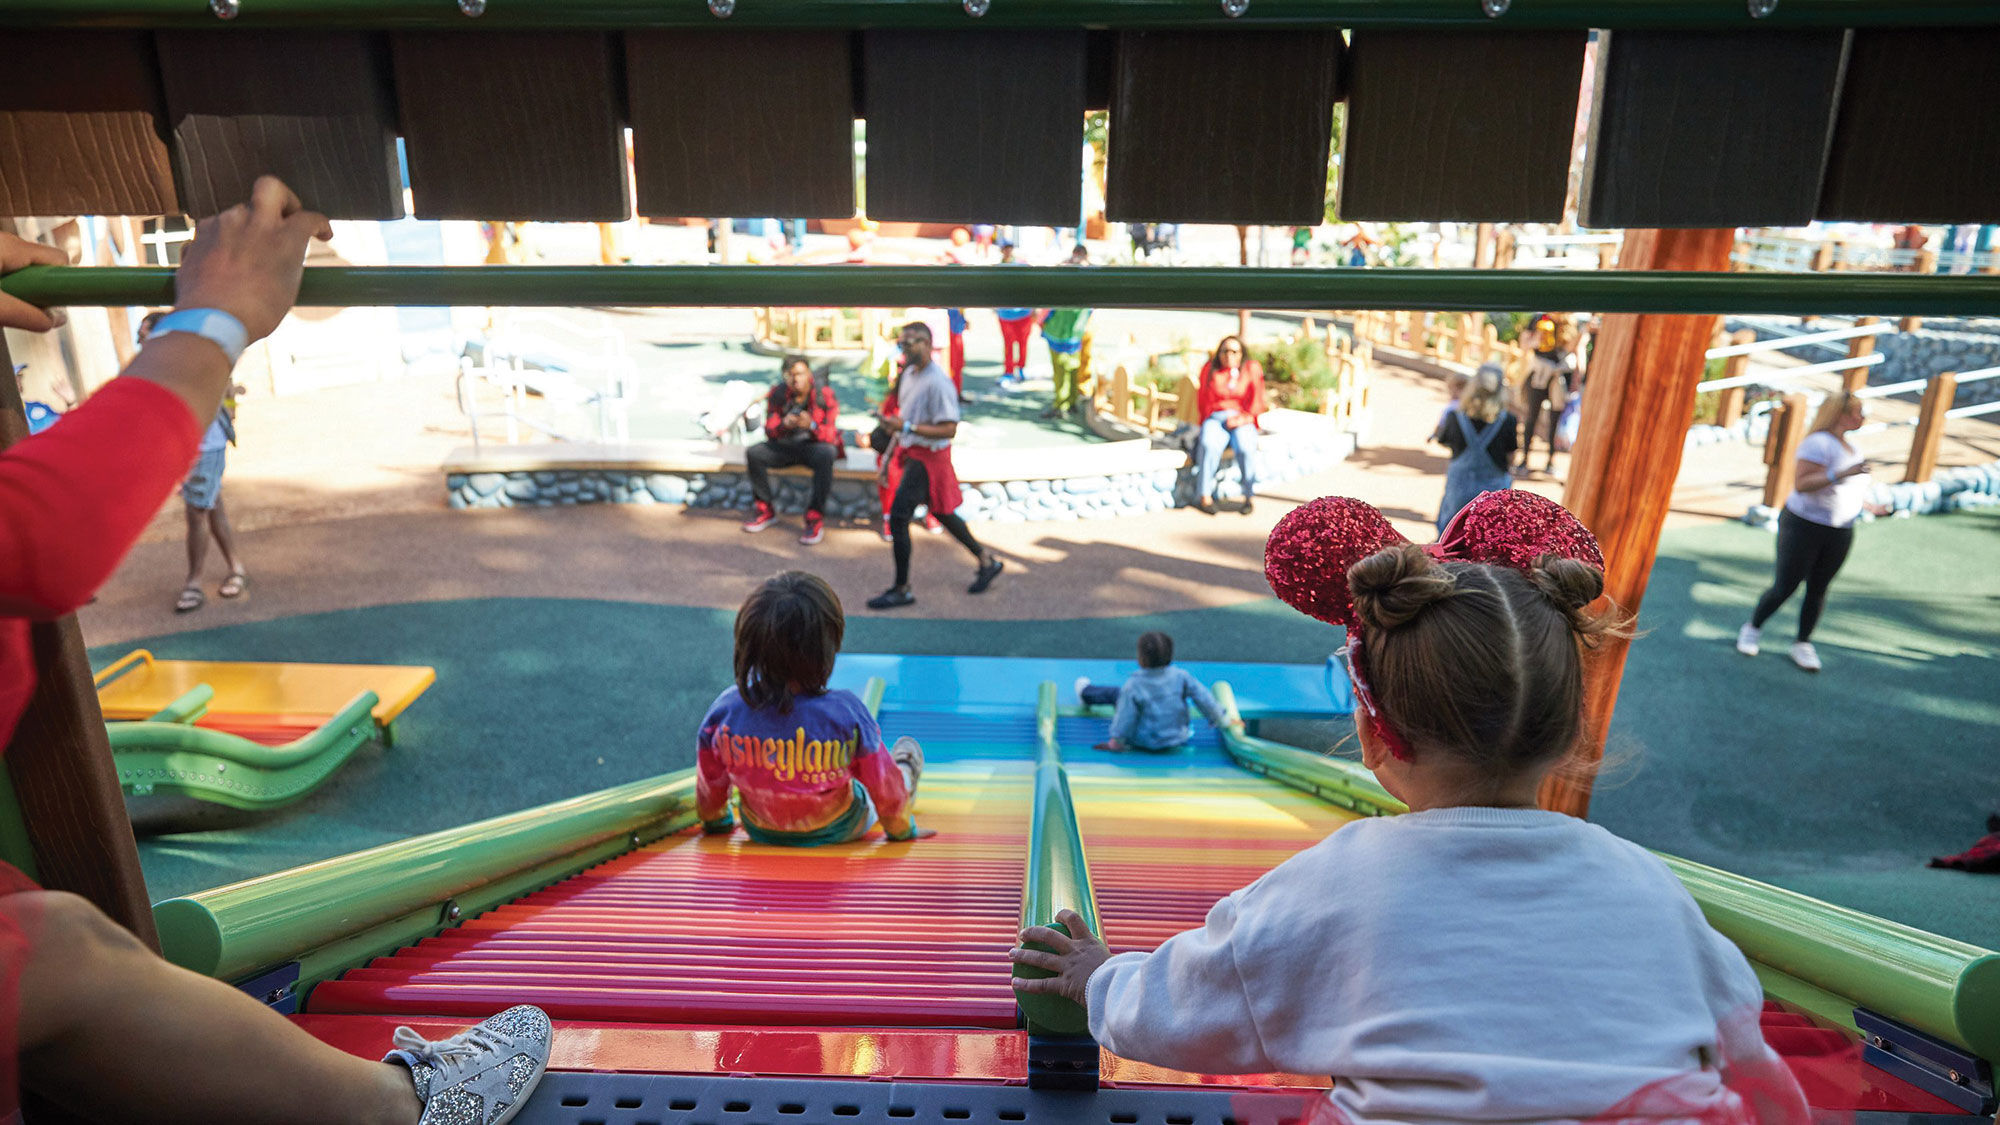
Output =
[{"x1": 385, "y1": 1005, "x2": 553, "y2": 1125}]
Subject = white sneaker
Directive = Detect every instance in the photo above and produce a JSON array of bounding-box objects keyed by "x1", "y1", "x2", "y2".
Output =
[
  {"x1": 1735, "y1": 624, "x2": 1761, "y2": 657},
  {"x1": 387, "y1": 1005, "x2": 553, "y2": 1125},
  {"x1": 1791, "y1": 642, "x2": 1822, "y2": 673},
  {"x1": 1074, "y1": 676, "x2": 1092, "y2": 706},
  {"x1": 889, "y1": 735, "x2": 924, "y2": 794}
]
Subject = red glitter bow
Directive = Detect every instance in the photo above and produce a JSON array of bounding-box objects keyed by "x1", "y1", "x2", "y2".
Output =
[{"x1": 1263, "y1": 491, "x2": 1603, "y2": 759}]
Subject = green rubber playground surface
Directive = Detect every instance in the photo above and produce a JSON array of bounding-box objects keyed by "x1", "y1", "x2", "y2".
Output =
[{"x1": 104, "y1": 510, "x2": 2000, "y2": 948}]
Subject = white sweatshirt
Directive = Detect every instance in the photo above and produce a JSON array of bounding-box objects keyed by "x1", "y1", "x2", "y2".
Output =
[{"x1": 1086, "y1": 807, "x2": 1811, "y2": 1125}]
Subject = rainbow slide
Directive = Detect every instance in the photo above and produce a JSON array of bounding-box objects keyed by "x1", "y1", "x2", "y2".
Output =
[{"x1": 144, "y1": 663, "x2": 1995, "y2": 1122}]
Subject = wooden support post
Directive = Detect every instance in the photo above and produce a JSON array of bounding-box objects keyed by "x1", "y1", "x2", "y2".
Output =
[
  {"x1": 1762, "y1": 393, "x2": 1810, "y2": 510},
  {"x1": 1712, "y1": 328, "x2": 1755, "y2": 427},
  {"x1": 0, "y1": 334, "x2": 159, "y2": 949},
  {"x1": 1898, "y1": 314, "x2": 1924, "y2": 334},
  {"x1": 1904, "y1": 371, "x2": 1957, "y2": 484},
  {"x1": 1843, "y1": 315, "x2": 1879, "y2": 392},
  {"x1": 1547, "y1": 227, "x2": 1734, "y2": 819},
  {"x1": 1495, "y1": 228, "x2": 1516, "y2": 268}
]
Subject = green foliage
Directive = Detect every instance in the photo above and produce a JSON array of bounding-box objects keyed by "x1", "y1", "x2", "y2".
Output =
[
  {"x1": 1255, "y1": 336, "x2": 1339, "y2": 413},
  {"x1": 1324, "y1": 104, "x2": 1347, "y2": 225},
  {"x1": 1491, "y1": 312, "x2": 1533, "y2": 343}
]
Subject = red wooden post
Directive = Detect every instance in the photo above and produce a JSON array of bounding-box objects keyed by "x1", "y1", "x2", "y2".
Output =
[{"x1": 1547, "y1": 227, "x2": 1735, "y2": 818}]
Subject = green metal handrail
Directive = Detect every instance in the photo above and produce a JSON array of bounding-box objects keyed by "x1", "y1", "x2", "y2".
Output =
[
  {"x1": 1013, "y1": 681, "x2": 1101, "y2": 1037},
  {"x1": 0, "y1": 0, "x2": 1991, "y2": 30},
  {"x1": 1213, "y1": 682, "x2": 1405, "y2": 818},
  {"x1": 110, "y1": 691, "x2": 380, "y2": 811},
  {"x1": 153, "y1": 768, "x2": 699, "y2": 980},
  {"x1": 143, "y1": 683, "x2": 214, "y2": 725},
  {"x1": 9, "y1": 265, "x2": 2000, "y2": 317},
  {"x1": 1209, "y1": 694, "x2": 2000, "y2": 1062}
]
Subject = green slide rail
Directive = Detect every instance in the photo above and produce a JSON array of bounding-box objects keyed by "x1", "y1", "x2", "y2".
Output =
[
  {"x1": 1211, "y1": 681, "x2": 2000, "y2": 1065},
  {"x1": 109, "y1": 690, "x2": 381, "y2": 811},
  {"x1": 1013, "y1": 681, "x2": 1102, "y2": 1037},
  {"x1": 145, "y1": 684, "x2": 214, "y2": 725},
  {"x1": 9, "y1": 265, "x2": 2000, "y2": 318}
]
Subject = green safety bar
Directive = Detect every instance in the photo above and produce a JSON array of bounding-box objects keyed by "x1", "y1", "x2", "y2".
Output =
[
  {"x1": 144, "y1": 683, "x2": 214, "y2": 725},
  {"x1": 8, "y1": 265, "x2": 2000, "y2": 317},
  {"x1": 1210, "y1": 683, "x2": 2000, "y2": 1063},
  {"x1": 1013, "y1": 680, "x2": 1101, "y2": 1037},
  {"x1": 0, "y1": 0, "x2": 1991, "y2": 30},
  {"x1": 154, "y1": 768, "x2": 701, "y2": 980},
  {"x1": 110, "y1": 690, "x2": 379, "y2": 811}
]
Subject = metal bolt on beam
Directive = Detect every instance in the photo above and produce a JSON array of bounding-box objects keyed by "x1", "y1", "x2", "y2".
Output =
[
  {"x1": 458, "y1": 0, "x2": 486, "y2": 16},
  {"x1": 1748, "y1": 0, "x2": 1777, "y2": 15},
  {"x1": 708, "y1": 0, "x2": 735, "y2": 15},
  {"x1": 1220, "y1": 0, "x2": 1248, "y2": 16},
  {"x1": 440, "y1": 900, "x2": 462, "y2": 923},
  {"x1": 1482, "y1": 0, "x2": 1510, "y2": 16},
  {"x1": 963, "y1": 0, "x2": 990, "y2": 14},
  {"x1": 208, "y1": 0, "x2": 239, "y2": 18}
]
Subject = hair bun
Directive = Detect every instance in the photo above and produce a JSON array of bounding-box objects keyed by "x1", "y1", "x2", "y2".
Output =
[
  {"x1": 1349, "y1": 544, "x2": 1457, "y2": 631},
  {"x1": 1527, "y1": 555, "x2": 1603, "y2": 611}
]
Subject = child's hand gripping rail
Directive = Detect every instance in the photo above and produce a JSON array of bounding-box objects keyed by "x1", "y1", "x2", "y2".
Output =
[{"x1": 1012, "y1": 681, "x2": 1105, "y2": 1089}]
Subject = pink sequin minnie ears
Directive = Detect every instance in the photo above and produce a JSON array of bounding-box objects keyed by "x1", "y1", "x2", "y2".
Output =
[{"x1": 1263, "y1": 490, "x2": 1605, "y2": 759}]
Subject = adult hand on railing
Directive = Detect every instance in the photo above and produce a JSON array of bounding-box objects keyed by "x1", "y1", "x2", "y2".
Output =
[
  {"x1": 175, "y1": 175, "x2": 333, "y2": 344},
  {"x1": 0, "y1": 232, "x2": 70, "y2": 332},
  {"x1": 1011, "y1": 907, "x2": 1111, "y2": 1006}
]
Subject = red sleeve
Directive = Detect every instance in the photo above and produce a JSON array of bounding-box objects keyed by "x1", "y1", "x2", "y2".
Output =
[
  {"x1": 1195, "y1": 361, "x2": 1218, "y2": 421},
  {"x1": 762, "y1": 384, "x2": 785, "y2": 442},
  {"x1": 815, "y1": 385, "x2": 842, "y2": 446},
  {"x1": 0, "y1": 378, "x2": 200, "y2": 619},
  {"x1": 696, "y1": 721, "x2": 734, "y2": 828}
]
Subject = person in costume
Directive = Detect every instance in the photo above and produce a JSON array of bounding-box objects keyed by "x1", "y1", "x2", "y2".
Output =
[
  {"x1": 697, "y1": 571, "x2": 930, "y2": 844},
  {"x1": 1012, "y1": 492, "x2": 1811, "y2": 1125}
]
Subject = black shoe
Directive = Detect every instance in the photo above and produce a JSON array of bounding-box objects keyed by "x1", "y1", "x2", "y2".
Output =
[
  {"x1": 968, "y1": 555, "x2": 1004, "y2": 594},
  {"x1": 1192, "y1": 497, "x2": 1216, "y2": 515},
  {"x1": 1240, "y1": 498, "x2": 1254, "y2": 516},
  {"x1": 867, "y1": 587, "x2": 916, "y2": 610}
]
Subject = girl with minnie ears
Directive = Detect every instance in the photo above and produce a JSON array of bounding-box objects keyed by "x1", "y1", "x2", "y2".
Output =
[{"x1": 1011, "y1": 491, "x2": 1810, "y2": 1125}]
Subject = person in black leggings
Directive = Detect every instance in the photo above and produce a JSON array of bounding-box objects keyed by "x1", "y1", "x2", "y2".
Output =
[{"x1": 1738, "y1": 391, "x2": 1876, "y2": 673}]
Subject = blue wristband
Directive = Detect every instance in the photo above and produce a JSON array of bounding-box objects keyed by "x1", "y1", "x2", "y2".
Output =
[
  {"x1": 146, "y1": 308, "x2": 249, "y2": 366},
  {"x1": 902, "y1": 419, "x2": 915, "y2": 435}
]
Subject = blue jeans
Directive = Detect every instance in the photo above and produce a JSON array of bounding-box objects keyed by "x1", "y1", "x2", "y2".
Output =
[{"x1": 1196, "y1": 412, "x2": 1258, "y2": 500}]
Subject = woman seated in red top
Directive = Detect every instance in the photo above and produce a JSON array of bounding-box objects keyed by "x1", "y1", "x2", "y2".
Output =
[
  {"x1": 0, "y1": 178, "x2": 548, "y2": 1124},
  {"x1": 1191, "y1": 335, "x2": 1268, "y2": 516}
]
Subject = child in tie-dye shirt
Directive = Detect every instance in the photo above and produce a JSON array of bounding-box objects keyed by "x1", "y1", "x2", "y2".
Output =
[{"x1": 698, "y1": 571, "x2": 931, "y2": 845}]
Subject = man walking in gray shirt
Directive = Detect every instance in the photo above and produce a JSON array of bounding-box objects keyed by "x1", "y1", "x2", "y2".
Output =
[{"x1": 867, "y1": 323, "x2": 1004, "y2": 610}]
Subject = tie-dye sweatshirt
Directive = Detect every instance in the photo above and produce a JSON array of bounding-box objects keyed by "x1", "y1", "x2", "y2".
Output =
[{"x1": 697, "y1": 686, "x2": 917, "y2": 843}]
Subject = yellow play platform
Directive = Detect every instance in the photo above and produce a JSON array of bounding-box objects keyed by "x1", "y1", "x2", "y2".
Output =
[{"x1": 95, "y1": 650, "x2": 435, "y2": 742}]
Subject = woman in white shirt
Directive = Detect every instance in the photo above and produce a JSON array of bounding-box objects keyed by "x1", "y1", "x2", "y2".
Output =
[{"x1": 1737, "y1": 390, "x2": 1875, "y2": 672}]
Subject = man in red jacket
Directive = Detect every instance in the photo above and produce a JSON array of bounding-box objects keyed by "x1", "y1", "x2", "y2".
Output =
[{"x1": 741, "y1": 356, "x2": 843, "y2": 545}]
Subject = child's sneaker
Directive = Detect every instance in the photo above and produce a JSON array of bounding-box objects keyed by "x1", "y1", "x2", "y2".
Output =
[
  {"x1": 922, "y1": 512, "x2": 944, "y2": 535},
  {"x1": 1790, "y1": 642, "x2": 1822, "y2": 673},
  {"x1": 742, "y1": 502, "x2": 776, "y2": 533},
  {"x1": 1735, "y1": 623, "x2": 1760, "y2": 656},
  {"x1": 890, "y1": 735, "x2": 924, "y2": 794},
  {"x1": 386, "y1": 1005, "x2": 552, "y2": 1125},
  {"x1": 879, "y1": 516, "x2": 894, "y2": 543},
  {"x1": 799, "y1": 511, "x2": 824, "y2": 545},
  {"x1": 1074, "y1": 676, "x2": 1091, "y2": 706}
]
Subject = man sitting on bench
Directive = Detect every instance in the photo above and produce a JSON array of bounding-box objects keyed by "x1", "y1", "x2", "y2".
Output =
[{"x1": 743, "y1": 356, "x2": 843, "y2": 546}]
